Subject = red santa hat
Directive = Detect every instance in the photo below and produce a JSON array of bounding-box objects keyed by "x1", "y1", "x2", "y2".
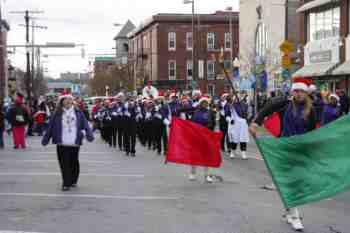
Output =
[
  {"x1": 199, "y1": 95, "x2": 211, "y2": 104},
  {"x1": 291, "y1": 77, "x2": 312, "y2": 92},
  {"x1": 58, "y1": 90, "x2": 73, "y2": 100},
  {"x1": 329, "y1": 93, "x2": 340, "y2": 102},
  {"x1": 169, "y1": 91, "x2": 177, "y2": 99}
]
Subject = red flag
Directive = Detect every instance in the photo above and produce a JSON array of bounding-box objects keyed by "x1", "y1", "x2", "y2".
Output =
[
  {"x1": 263, "y1": 112, "x2": 281, "y2": 137},
  {"x1": 166, "y1": 118, "x2": 223, "y2": 168}
]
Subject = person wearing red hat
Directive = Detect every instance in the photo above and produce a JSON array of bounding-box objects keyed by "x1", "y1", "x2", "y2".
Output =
[
  {"x1": 42, "y1": 92, "x2": 94, "y2": 191},
  {"x1": 249, "y1": 77, "x2": 317, "y2": 231},
  {"x1": 7, "y1": 93, "x2": 29, "y2": 149}
]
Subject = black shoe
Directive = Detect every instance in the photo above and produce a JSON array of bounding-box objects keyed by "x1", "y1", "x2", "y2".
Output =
[
  {"x1": 70, "y1": 183, "x2": 77, "y2": 188},
  {"x1": 125, "y1": 152, "x2": 129, "y2": 156},
  {"x1": 131, "y1": 153, "x2": 136, "y2": 157},
  {"x1": 13, "y1": 146, "x2": 18, "y2": 149},
  {"x1": 61, "y1": 186, "x2": 70, "y2": 191}
]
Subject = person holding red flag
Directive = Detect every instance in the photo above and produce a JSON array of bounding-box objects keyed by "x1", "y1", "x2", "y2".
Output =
[{"x1": 189, "y1": 95, "x2": 216, "y2": 183}]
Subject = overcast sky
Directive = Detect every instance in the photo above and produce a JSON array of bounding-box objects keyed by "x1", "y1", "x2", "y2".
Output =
[{"x1": 5, "y1": 0, "x2": 239, "y2": 79}]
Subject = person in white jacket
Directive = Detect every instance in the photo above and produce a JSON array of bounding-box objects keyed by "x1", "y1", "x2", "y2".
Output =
[{"x1": 224, "y1": 95, "x2": 249, "y2": 160}]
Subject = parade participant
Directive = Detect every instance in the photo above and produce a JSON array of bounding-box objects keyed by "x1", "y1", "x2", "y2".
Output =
[
  {"x1": 321, "y1": 94, "x2": 341, "y2": 126},
  {"x1": 219, "y1": 93, "x2": 229, "y2": 152},
  {"x1": 144, "y1": 99, "x2": 155, "y2": 150},
  {"x1": 250, "y1": 77, "x2": 317, "y2": 231},
  {"x1": 102, "y1": 100, "x2": 113, "y2": 146},
  {"x1": 115, "y1": 93, "x2": 125, "y2": 151},
  {"x1": 153, "y1": 94, "x2": 168, "y2": 155},
  {"x1": 136, "y1": 97, "x2": 147, "y2": 146},
  {"x1": 33, "y1": 108, "x2": 47, "y2": 136},
  {"x1": 168, "y1": 91, "x2": 179, "y2": 117},
  {"x1": 123, "y1": 97, "x2": 138, "y2": 156},
  {"x1": 190, "y1": 95, "x2": 216, "y2": 183},
  {"x1": 0, "y1": 101, "x2": 4, "y2": 149},
  {"x1": 178, "y1": 95, "x2": 193, "y2": 120},
  {"x1": 225, "y1": 94, "x2": 249, "y2": 159},
  {"x1": 42, "y1": 92, "x2": 94, "y2": 191},
  {"x1": 339, "y1": 90, "x2": 349, "y2": 116},
  {"x1": 7, "y1": 93, "x2": 29, "y2": 149}
]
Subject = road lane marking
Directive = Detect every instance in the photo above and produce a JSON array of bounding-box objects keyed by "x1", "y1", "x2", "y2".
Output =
[
  {"x1": 0, "y1": 173, "x2": 144, "y2": 177},
  {"x1": 0, "y1": 193, "x2": 180, "y2": 200},
  {"x1": 0, "y1": 160, "x2": 120, "y2": 165}
]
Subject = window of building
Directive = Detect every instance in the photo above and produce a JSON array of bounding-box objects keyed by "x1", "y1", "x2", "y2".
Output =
[
  {"x1": 255, "y1": 23, "x2": 268, "y2": 58},
  {"x1": 207, "y1": 33, "x2": 215, "y2": 51},
  {"x1": 207, "y1": 60, "x2": 215, "y2": 79},
  {"x1": 186, "y1": 32, "x2": 193, "y2": 50},
  {"x1": 168, "y1": 60, "x2": 176, "y2": 80},
  {"x1": 224, "y1": 60, "x2": 231, "y2": 70},
  {"x1": 225, "y1": 33, "x2": 231, "y2": 50},
  {"x1": 187, "y1": 60, "x2": 193, "y2": 80},
  {"x1": 208, "y1": 84, "x2": 215, "y2": 97},
  {"x1": 308, "y1": 6, "x2": 340, "y2": 41},
  {"x1": 168, "y1": 32, "x2": 176, "y2": 51}
]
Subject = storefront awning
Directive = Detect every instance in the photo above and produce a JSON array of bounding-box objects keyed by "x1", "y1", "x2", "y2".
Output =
[
  {"x1": 296, "y1": 0, "x2": 335, "y2": 13},
  {"x1": 292, "y1": 62, "x2": 337, "y2": 78},
  {"x1": 332, "y1": 61, "x2": 350, "y2": 75}
]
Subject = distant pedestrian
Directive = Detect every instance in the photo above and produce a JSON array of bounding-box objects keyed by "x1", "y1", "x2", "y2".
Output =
[
  {"x1": 7, "y1": 93, "x2": 29, "y2": 149},
  {"x1": 42, "y1": 92, "x2": 94, "y2": 191}
]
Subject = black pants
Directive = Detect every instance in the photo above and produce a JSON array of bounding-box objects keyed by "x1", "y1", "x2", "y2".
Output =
[
  {"x1": 57, "y1": 145, "x2": 80, "y2": 187},
  {"x1": 116, "y1": 116, "x2": 124, "y2": 150},
  {"x1": 153, "y1": 119, "x2": 163, "y2": 154},
  {"x1": 124, "y1": 118, "x2": 137, "y2": 154},
  {"x1": 220, "y1": 126, "x2": 228, "y2": 151},
  {"x1": 229, "y1": 142, "x2": 247, "y2": 151}
]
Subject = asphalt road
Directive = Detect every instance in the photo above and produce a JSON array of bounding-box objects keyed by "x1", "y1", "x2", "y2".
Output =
[{"x1": 0, "y1": 134, "x2": 349, "y2": 233}]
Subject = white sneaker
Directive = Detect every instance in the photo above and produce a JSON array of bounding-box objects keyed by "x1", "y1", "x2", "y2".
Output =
[
  {"x1": 229, "y1": 151, "x2": 235, "y2": 159},
  {"x1": 205, "y1": 175, "x2": 214, "y2": 183},
  {"x1": 188, "y1": 174, "x2": 196, "y2": 181},
  {"x1": 284, "y1": 211, "x2": 304, "y2": 232},
  {"x1": 241, "y1": 151, "x2": 248, "y2": 160}
]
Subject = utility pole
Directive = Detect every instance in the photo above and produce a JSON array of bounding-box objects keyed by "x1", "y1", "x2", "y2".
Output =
[{"x1": 9, "y1": 10, "x2": 44, "y2": 104}]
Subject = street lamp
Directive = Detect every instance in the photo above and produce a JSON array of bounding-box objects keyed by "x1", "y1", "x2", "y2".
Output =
[{"x1": 184, "y1": 0, "x2": 195, "y2": 90}]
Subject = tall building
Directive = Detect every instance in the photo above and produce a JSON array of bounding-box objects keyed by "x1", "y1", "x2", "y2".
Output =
[
  {"x1": 239, "y1": 0, "x2": 300, "y2": 93},
  {"x1": 128, "y1": 12, "x2": 239, "y2": 96},
  {"x1": 114, "y1": 20, "x2": 136, "y2": 65},
  {"x1": 0, "y1": 20, "x2": 10, "y2": 100},
  {"x1": 295, "y1": 0, "x2": 349, "y2": 94}
]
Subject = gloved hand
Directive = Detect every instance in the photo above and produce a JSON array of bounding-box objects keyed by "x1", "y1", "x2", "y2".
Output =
[{"x1": 230, "y1": 120, "x2": 234, "y2": 125}]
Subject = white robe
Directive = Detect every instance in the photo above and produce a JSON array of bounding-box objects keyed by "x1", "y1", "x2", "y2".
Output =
[{"x1": 227, "y1": 106, "x2": 250, "y2": 143}]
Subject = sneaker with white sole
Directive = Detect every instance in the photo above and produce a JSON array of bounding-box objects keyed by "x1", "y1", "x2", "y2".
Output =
[
  {"x1": 205, "y1": 175, "x2": 214, "y2": 183},
  {"x1": 241, "y1": 151, "x2": 248, "y2": 160},
  {"x1": 284, "y1": 213, "x2": 304, "y2": 232},
  {"x1": 229, "y1": 151, "x2": 235, "y2": 159},
  {"x1": 188, "y1": 174, "x2": 196, "y2": 181}
]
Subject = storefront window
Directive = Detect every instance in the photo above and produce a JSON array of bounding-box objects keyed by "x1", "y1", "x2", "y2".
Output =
[{"x1": 308, "y1": 6, "x2": 340, "y2": 41}]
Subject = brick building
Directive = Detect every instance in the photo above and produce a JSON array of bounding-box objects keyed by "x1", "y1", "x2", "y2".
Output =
[
  {"x1": 128, "y1": 12, "x2": 239, "y2": 96},
  {"x1": 93, "y1": 57, "x2": 115, "y2": 75},
  {"x1": 295, "y1": 0, "x2": 350, "y2": 94}
]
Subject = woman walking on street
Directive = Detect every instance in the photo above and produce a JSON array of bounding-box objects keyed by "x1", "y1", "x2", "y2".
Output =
[
  {"x1": 42, "y1": 93, "x2": 94, "y2": 191},
  {"x1": 7, "y1": 93, "x2": 29, "y2": 149}
]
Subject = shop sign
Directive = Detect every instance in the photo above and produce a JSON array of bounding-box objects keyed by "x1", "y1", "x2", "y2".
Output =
[{"x1": 310, "y1": 50, "x2": 332, "y2": 63}]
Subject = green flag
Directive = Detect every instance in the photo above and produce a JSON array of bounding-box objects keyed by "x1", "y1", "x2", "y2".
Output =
[{"x1": 256, "y1": 115, "x2": 350, "y2": 209}]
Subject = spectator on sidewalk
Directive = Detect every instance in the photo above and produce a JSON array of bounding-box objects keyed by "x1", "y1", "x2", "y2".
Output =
[
  {"x1": 7, "y1": 93, "x2": 29, "y2": 149},
  {"x1": 42, "y1": 92, "x2": 94, "y2": 191}
]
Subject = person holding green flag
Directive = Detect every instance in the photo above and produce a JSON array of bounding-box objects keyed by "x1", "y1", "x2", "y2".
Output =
[{"x1": 250, "y1": 77, "x2": 316, "y2": 231}]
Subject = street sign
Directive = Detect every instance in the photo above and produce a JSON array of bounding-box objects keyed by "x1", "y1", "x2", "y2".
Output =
[{"x1": 279, "y1": 40, "x2": 294, "y2": 54}]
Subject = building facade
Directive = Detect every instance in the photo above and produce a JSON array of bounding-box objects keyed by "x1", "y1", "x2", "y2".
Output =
[
  {"x1": 94, "y1": 57, "x2": 115, "y2": 74},
  {"x1": 128, "y1": 12, "x2": 239, "y2": 96},
  {"x1": 295, "y1": 0, "x2": 350, "y2": 94},
  {"x1": 239, "y1": 0, "x2": 300, "y2": 93},
  {"x1": 0, "y1": 20, "x2": 10, "y2": 100},
  {"x1": 114, "y1": 20, "x2": 135, "y2": 65}
]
